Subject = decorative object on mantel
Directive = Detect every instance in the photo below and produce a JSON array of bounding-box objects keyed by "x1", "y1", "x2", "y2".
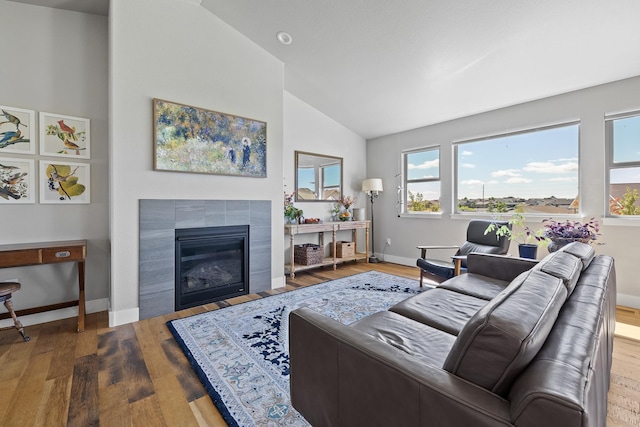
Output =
[
  {"x1": 539, "y1": 217, "x2": 600, "y2": 252},
  {"x1": 362, "y1": 178, "x2": 383, "y2": 262},
  {"x1": 167, "y1": 271, "x2": 425, "y2": 427},
  {"x1": 0, "y1": 105, "x2": 35, "y2": 154},
  {"x1": 40, "y1": 112, "x2": 90, "y2": 159},
  {"x1": 284, "y1": 191, "x2": 303, "y2": 224},
  {"x1": 153, "y1": 98, "x2": 266, "y2": 177}
]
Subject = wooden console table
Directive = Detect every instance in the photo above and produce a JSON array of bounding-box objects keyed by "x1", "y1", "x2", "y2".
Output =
[
  {"x1": 285, "y1": 221, "x2": 370, "y2": 278},
  {"x1": 0, "y1": 240, "x2": 87, "y2": 332}
]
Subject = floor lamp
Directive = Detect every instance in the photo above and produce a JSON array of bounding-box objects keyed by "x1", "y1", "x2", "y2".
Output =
[{"x1": 362, "y1": 178, "x2": 383, "y2": 263}]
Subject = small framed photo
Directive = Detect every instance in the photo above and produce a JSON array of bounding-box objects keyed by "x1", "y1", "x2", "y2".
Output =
[
  {"x1": 40, "y1": 112, "x2": 90, "y2": 159},
  {"x1": 40, "y1": 160, "x2": 90, "y2": 204},
  {"x1": 0, "y1": 105, "x2": 36, "y2": 155},
  {"x1": 0, "y1": 157, "x2": 35, "y2": 203}
]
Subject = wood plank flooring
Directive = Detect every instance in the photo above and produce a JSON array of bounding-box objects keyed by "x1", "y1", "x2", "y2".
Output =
[{"x1": 0, "y1": 261, "x2": 638, "y2": 426}]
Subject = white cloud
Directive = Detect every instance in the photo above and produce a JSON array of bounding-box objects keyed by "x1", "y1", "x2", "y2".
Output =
[
  {"x1": 505, "y1": 177, "x2": 533, "y2": 184},
  {"x1": 461, "y1": 179, "x2": 484, "y2": 185},
  {"x1": 408, "y1": 159, "x2": 439, "y2": 170},
  {"x1": 523, "y1": 161, "x2": 578, "y2": 174},
  {"x1": 487, "y1": 180, "x2": 499, "y2": 185},
  {"x1": 461, "y1": 163, "x2": 475, "y2": 169},
  {"x1": 491, "y1": 169, "x2": 521, "y2": 177},
  {"x1": 462, "y1": 150, "x2": 473, "y2": 156},
  {"x1": 547, "y1": 176, "x2": 578, "y2": 182}
]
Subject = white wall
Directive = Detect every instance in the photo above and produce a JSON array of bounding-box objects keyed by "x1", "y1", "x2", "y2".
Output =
[
  {"x1": 0, "y1": 1, "x2": 110, "y2": 326},
  {"x1": 367, "y1": 75, "x2": 640, "y2": 308},
  {"x1": 283, "y1": 92, "x2": 368, "y2": 252},
  {"x1": 109, "y1": 0, "x2": 285, "y2": 325}
]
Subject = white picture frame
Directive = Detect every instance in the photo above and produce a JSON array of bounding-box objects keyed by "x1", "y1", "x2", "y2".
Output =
[
  {"x1": 39, "y1": 160, "x2": 90, "y2": 204},
  {"x1": 40, "y1": 112, "x2": 90, "y2": 159},
  {"x1": 0, "y1": 157, "x2": 35, "y2": 203},
  {"x1": 0, "y1": 105, "x2": 36, "y2": 155}
]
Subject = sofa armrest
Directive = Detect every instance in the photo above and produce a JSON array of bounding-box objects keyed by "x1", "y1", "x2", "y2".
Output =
[
  {"x1": 466, "y1": 252, "x2": 538, "y2": 282},
  {"x1": 290, "y1": 307, "x2": 511, "y2": 427}
]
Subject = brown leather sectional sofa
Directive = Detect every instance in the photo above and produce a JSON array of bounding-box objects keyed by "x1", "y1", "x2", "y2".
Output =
[{"x1": 289, "y1": 242, "x2": 616, "y2": 426}]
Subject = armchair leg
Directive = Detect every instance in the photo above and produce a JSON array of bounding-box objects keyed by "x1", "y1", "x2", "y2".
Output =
[{"x1": 419, "y1": 270, "x2": 423, "y2": 288}]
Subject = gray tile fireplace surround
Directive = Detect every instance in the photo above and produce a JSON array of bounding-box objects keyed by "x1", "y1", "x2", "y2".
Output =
[{"x1": 139, "y1": 199, "x2": 272, "y2": 320}]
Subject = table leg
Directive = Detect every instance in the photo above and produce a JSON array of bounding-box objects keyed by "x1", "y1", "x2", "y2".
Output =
[{"x1": 77, "y1": 260, "x2": 85, "y2": 332}]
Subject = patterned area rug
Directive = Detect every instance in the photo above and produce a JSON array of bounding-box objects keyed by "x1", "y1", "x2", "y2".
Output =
[{"x1": 167, "y1": 271, "x2": 424, "y2": 426}]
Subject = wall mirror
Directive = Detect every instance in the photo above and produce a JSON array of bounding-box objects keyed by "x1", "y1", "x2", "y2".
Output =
[{"x1": 295, "y1": 151, "x2": 343, "y2": 202}]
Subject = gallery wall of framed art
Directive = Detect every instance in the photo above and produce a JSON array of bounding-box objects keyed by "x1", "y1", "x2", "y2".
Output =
[{"x1": 0, "y1": 105, "x2": 91, "y2": 204}]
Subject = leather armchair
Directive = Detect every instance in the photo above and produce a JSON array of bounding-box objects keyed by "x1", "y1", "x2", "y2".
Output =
[{"x1": 417, "y1": 219, "x2": 511, "y2": 286}]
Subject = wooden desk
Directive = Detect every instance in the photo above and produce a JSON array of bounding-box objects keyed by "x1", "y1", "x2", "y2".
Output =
[{"x1": 0, "y1": 240, "x2": 87, "y2": 332}]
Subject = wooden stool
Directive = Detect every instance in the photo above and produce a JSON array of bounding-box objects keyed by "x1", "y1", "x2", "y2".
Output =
[{"x1": 0, "y1": 282, "x2": 30, "y2": 342}]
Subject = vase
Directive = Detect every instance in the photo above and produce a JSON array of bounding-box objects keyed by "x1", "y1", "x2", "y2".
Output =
[
  {"x1": 547, "y1": 238, "x2": 590, "y2": 253},
  {"x1": 518, "y1": 243, "x2": 538, "y2": 259}
]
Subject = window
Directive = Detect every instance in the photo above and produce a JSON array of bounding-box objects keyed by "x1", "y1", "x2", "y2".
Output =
[
  {"x1": 606, "y1": 112, "x2": 640, "y2": 216},
  {"x1": 454, "y1": 123, "x2": 580, "y2": 214},
  {"x1": 403, "y1": 147, "x2": 440, "y2": 213}
]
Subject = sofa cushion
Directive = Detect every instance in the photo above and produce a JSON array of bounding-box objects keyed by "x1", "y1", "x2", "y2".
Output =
[
  {"x1": 350, "y1": 310, "x2": 456, "y2": 368},
  {"x1": 534, "y1": 251, "x2": 583, "y2": 295},
  {"x1": 389, "y1": 288, "x2": 487, "y2": 336},
  {"x1": 438, "y1": 273, "x2": 510, "y2": 301},
  {"x1": 559, "y1": 241, "x2": 596, "y2": 270},
  {"x1": 443, "y1": 269, "x2": 567, "y2": 397}
]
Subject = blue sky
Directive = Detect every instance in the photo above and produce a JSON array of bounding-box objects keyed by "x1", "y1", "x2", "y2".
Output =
[
  {"x1": 298, "y1": 164, "x2": 340, "y2": 192},
  {"x1": 407, "y1": 124, "x2": 582, "y2": 200},
  {"x1": 611, "y1": 115, "x2": 640, "y2": 184}
]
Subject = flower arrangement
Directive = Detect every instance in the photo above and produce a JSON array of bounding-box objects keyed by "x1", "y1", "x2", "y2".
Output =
[
  {"x1": 284, "y1": 191, "x2": 303, "y2": 222},
  {"x1": 337, "y1": 195, "x2": 357, "y2": 210},
  {"x1": 540, "y1": 217, "x2": 599, "y2": 242}
]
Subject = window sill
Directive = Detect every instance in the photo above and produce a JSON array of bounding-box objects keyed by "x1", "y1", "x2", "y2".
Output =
[
  {"x1": 603, "y1": 217, "x2": 640, "y2": 226},
  {"x1": 398, "y1": 212, "x2": 443, "y2": 219}
]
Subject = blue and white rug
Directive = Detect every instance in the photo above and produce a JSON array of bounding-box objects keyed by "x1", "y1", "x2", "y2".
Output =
[{"x1": 167, "y1": 271, "x2": 424, "y2": 426}]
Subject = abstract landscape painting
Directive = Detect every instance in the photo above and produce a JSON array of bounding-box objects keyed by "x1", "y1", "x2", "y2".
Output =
[
  {"x1": 0, "y1": 157, "x2": 35, "y2": 203},
  {"x1": 153, "y1": 99, "x2": 267, "y2": 177},
  {"x1": 0, "y1": 106, "x2": 35, "y2": 155}
]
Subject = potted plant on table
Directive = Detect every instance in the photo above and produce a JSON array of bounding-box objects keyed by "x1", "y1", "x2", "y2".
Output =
[
  {"x1": 284, "y1": 191, "x2": 303, "y2": 224},
  {"x1": 337, "y1": 195, "x2": 357, "y2": 221},
  {"x1": 538, "y1": 217, "x2": 599, "y2": 252},
  {"x1": 484, "y1": 210, "x2": 548, "y2": 259}
]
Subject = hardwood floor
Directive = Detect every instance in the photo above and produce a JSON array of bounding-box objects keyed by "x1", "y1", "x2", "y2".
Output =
[{"x1": 0, "y1": 261, "x2": 638, "y2": 426}]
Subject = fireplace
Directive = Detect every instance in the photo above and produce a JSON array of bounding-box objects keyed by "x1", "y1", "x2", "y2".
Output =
[{"x1": 175, "y1": 225, "x2": 249, "y2": 311}]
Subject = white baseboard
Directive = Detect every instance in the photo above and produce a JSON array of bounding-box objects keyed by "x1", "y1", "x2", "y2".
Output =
[
  {"x1": 108, "y1": 306, "x2": 140, "y2": 327},
  {"x1": 0, "y1": 297, "x2": 109, "y2": 329},
  {"x1": 272, "y1": 275, "x2": 286, "y2": 289},
  {"x1": 617, "y1": 293, "x2": 640, "y2": 309},
  {"x1": 379, "y1": 253, "x2": 416, "y2": 267}
]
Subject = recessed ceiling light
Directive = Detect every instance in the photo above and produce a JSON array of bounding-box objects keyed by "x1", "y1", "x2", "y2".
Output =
[{"x1": 276, "y1": 31, "x2": 293, "y2": 45}]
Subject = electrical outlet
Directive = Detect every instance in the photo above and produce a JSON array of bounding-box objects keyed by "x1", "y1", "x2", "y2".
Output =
[{"x1": 386, "y1": 238, "x2": 391, "y2": 246}]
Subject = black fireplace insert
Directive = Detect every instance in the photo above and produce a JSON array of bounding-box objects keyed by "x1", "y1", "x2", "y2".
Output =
[{"x1": 175, "y1": 225, "x2": 249, "y2": 311}]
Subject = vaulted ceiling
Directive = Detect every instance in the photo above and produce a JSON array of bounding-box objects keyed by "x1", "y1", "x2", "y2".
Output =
[{"x1": 9, "y1": 0, "x2": 640, "y2": 139}]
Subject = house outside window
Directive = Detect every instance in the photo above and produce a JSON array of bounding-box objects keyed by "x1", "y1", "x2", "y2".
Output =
[
  {"x1": 606, "y1": 112, "x2": 640, "y2": 216},
  {"x1": 403, "y1": 146, "x2": 440, "y2": 213},
  {"x1": 454, "y1": 123, "x2": 580, "y2": 215}
]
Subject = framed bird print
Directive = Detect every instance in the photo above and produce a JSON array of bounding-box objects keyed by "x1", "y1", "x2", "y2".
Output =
[
  {"x1": 40, "y1": 112, "x2": 90, "y2": 159},
  {"x1": 39, "y1": 160, "x2": 90, "y2": 204},
  {"x1": 0, "y1": 157, "x2": 35, "y2": 203},
  {"x1": 0, "y1": 105, "x2": 36, "y2": 155}
]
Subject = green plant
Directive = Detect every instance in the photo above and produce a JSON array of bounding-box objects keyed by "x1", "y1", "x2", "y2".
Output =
[{"x1": 484, "y1": 207, "x2": 548, "y2": 246}]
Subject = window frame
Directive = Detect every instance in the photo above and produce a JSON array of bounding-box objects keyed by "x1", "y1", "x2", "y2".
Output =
[
  {"x1": 452, "y1": 121, "x2": 581, "y2": 216},
  {"x1": 402, "y1": 145, "x2": 441, "y2": 215},
  {"x1": 605, "y1": 110, "x2": 640, "y2": 219}
]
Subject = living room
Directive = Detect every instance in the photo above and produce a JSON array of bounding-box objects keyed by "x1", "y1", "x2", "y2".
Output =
[{"x1": 1, "y1": 0, "x2": 640, "y2": 424}]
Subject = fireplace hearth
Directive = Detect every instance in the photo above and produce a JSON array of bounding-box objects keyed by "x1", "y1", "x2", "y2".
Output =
[{"x1": 175, "y1": 225, "x2": 249, "y2": 310}]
